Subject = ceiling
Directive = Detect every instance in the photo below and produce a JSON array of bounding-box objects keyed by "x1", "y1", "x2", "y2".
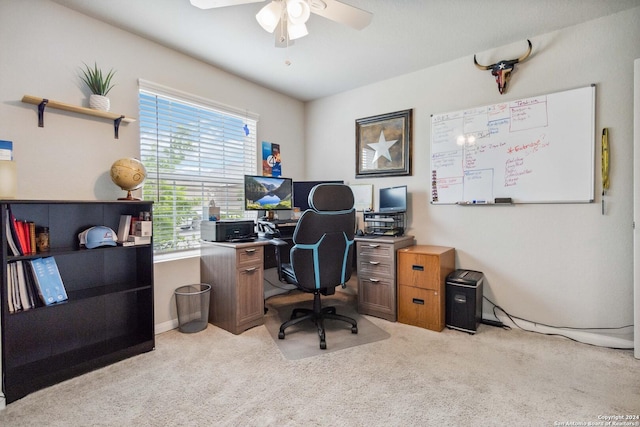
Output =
[{"x1": 51, "y1": 0, "x2": 640, "y2": 102}]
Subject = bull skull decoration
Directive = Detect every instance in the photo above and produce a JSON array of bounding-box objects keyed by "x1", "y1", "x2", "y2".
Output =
[{"x1": 474, "y1": 39, "x2": 532, "y2": 94}]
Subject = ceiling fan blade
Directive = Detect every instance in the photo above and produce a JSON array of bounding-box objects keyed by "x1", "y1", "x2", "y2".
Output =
[
  {"x1": 189, "y1": 0, "x2": 265, "y2": 9},
  {"x1": 309, "y1": 0, "x2": 372, "y2": 30}
]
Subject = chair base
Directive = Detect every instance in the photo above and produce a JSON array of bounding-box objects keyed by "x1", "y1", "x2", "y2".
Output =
[{"x1": 278, "y1": 291, "x2": 358, "y2": 349}]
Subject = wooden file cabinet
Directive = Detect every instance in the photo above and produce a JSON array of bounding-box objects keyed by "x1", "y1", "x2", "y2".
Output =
[
  {"x1": 397, "y1": 245, "x2": 455, "y2": 331},
  {"x1": 200, "y1": 241, "x2": 265, "y2": 334},
  {"x1": 355, "y1": 235, "x2": 415, "y2": 321}
]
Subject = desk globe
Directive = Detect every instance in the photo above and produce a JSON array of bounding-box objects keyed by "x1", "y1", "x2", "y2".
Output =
[{"x1": 110, "y1": 158, "x2": 147, "y2": 200}]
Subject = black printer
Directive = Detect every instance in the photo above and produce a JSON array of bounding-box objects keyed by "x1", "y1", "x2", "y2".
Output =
[{"x1": 200, "y1": 220, "x2": 255, "y2": 242}]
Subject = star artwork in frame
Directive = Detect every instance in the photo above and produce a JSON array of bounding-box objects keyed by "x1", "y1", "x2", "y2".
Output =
[{"x1": 355, "y1": 109, "x2": 412, "y2": 178}]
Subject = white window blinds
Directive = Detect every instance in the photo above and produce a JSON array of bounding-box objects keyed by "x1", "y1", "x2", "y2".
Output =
[{"x1": 138, "y1": 80, "x2": 258, "y2": 254}]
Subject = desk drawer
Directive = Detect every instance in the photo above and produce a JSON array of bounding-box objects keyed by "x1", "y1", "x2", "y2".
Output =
[
  {"x1": 357, "y1": 242, "x2": 394, "y2": 259},
  {"x1": 358, "y1": 258, "x2": 393, "y2": 278},
  {"x1": 236, "y1": 246, "x2": 263, "y2": 266}
]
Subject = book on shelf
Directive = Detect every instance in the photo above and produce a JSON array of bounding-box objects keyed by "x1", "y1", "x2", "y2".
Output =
[
  {"x1": 6, "y1": 260, "x2": 39, "y2": 313},
  {"x1": 127, "y1": 235, "x2": 151, "y2": 245},
  {"x1": 6, "y1": 206, "x2": 24, "y2": 255},
  {"x1": 16, "y1": 260, "x2": 34, "y2": 311},
  {"x1": 28, "y1": 257, "x2": 68, "y2": 305},
  {"x1": 117, "y1": 214, "x2": 132, "y2": 243}
]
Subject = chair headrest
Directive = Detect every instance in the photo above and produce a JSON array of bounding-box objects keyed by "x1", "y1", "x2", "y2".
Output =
[{"x1": 308, "y1": 184, "x2": 354, "y2": 212}]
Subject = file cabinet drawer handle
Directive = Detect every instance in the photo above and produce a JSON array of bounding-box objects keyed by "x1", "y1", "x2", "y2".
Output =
[
  {"x1": 412, "y1": 265, "x2": 424, "y2": 271},
  {"x1": 244, "y1": 267, "x2": 257, "y2": 273},
  {"x1": 368, "y1": 261, "x2": 380, "y2": 265},
  {"x1": 367, "y1": 244, "x2": 380, "y2": 248},
  {"x1": 368, "y1": 278, "x2": 380, "y2": 283},
  {"x1": 244, "y1": 248, "x2": 256, "y2": 254},
  {"x1": 412, "y1": 298, "x2": 425, "y2": 305}
]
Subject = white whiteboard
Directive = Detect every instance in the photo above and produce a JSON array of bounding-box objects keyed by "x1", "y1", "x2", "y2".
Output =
[{"x1": 430, "y1": 86, "x2": 595, "y2": 204}]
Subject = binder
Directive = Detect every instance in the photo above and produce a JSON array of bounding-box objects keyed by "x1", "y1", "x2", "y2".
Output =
[{"x1": 29, "y1": 257, "x2": 68, "y2": 305}]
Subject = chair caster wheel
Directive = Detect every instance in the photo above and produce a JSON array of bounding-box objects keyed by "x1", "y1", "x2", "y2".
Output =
[
  {"x1": 278, "y1": 331, "x2": 285, "y2": 339},
  {"x1": 352, "y1": 326, "x2": 358, "y2": 334},
  {"x1": 320, "y1": 341, "x2": 327, "y2": 350}
]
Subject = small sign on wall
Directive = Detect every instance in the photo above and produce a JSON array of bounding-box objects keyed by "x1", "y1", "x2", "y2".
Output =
[{"x1": 262, "y1": 141, "x2": 281, "y2": 177}]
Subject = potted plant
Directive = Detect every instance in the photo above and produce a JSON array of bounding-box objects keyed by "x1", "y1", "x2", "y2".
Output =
[{"x1": 80, "y1": 62, "x2": 116, "y2": 111}]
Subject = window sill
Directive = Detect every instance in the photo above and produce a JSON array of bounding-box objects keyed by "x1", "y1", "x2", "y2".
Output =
[{"x1": 153, "y1": 249, "x2": 201, "y2": 264}]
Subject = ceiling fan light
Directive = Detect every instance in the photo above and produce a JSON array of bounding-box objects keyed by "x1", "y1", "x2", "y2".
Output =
[
  {"x1": 256, "y1": 1, "x2": 283, "y2": 33},
  {"x1": 286, "y1": 0, "x2": 310, "y2": 25},
  {"x1": 287, "y1": 21, "x2": 308, "y2": 40}
]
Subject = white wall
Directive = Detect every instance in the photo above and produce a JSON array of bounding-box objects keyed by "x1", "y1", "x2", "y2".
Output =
[
  {"x1": 306, "y1": 8, "x2": 640, "y2": 346},
  {"x1": 0, "y1": 0, "x2": 306, "y2": 330}
]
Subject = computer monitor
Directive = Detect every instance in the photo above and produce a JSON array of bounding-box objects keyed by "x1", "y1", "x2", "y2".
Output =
[
  {"x1": 244, "y1": 175, "x2": 293, "y2": 211},
  {"x1": 379, "y1": 185, "x2": 407, "y2": 212},
  {"x1": 293, "y1": 180, "x2": 344, "y2": 211}
]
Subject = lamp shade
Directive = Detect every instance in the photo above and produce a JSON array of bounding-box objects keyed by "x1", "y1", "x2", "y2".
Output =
[
  {"x1": 256, "y1": 1, "x2": 282, "y2": 33},
  {"x1": 286, "y1": 0, "x2": 310, "y2": 25},
  {"x1": 287, "y1": 21, "x2": 308, "y2": 40}
]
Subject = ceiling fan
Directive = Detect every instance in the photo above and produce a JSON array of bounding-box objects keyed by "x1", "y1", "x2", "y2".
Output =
[{"x1": 190, "y1": 0, "x2": 373, "y2": 47}]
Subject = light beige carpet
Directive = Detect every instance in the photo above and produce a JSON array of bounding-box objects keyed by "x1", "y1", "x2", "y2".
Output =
[{"x1": 264, "y1": 291, "x2": 390, "y2": 360}]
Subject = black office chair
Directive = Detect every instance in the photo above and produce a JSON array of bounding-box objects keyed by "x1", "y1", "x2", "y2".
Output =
[{"x1": 271, "y1": 183, "x2": 358, "y2": 349}]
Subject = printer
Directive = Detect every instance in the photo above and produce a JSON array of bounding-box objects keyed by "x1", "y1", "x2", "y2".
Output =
[{"x1": 201, "y1": 220, "x2": 255, "y2": 242}]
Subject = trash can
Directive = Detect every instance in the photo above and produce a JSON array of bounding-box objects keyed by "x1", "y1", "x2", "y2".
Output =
[
  {"x1": 446, "y1": 270, "x2": 484, "y2": 334},
  {"x1": 175, "y1": 283, "x2": 212, "y2": 333}
]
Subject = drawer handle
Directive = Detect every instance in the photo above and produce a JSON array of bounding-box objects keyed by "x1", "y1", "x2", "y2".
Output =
[
  {"x1": 244, "y1": 267, "x2": 257, "y2": 273},
  {"x1": 412, "y1": 298, "x2": 425, "y2": 305},
  {"x1": 244, "y1": 248, "x2": 256, "y2": 254},
  {"x1": 368, "y1": 278, "x2": 380, "y2": 283},
  {"x1": 368, "y1": 261, "x2": 380, "y2": 265},
  {"x1": 367, "y1": 244, "x2": 380, "y2": 248},
  {"x1": 412, "y1": 265, "x2": 424, "y2": 271}
]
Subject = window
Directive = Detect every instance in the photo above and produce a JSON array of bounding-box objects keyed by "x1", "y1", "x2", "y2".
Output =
[{"x1": 138, "y1": 80, "x2": 258, "y2": 254}]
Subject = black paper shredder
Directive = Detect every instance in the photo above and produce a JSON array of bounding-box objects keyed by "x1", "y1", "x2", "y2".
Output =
[{"x1": 446, "y1": 269, "x2": 484, "y2": 334}]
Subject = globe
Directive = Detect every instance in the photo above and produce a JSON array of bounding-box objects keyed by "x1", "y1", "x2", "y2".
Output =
[{"x1": 110, "y1": 158, "x2": 147, "y2": 200}]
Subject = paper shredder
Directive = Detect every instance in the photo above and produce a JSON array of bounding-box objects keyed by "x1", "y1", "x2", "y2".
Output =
[{"x1": 445, "y1": 269, "x2": 484, "y2": 334}]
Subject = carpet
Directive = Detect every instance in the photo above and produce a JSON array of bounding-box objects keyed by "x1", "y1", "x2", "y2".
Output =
[{"x1": 264, "y1": 290, "x2": 390, "y2": 360}]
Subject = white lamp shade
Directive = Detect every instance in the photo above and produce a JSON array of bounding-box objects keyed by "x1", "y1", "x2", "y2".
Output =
[
  {"x1": 287, "y1": 21, "x2": 308, "y2": 40},
  {"x1": 256, "y1": 1, "x2": 283, "y2": 33},
  {"x1": 286, "y1": 0, "x2": 310, "y2": 25}
]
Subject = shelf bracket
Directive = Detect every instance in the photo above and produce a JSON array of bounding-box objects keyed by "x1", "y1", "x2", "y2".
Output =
[
  {"x1": 37, "y1": 99, "x2": 49, "y2": 127},
  {"x1": 114, "y1": 116, "x2": 124, "y2": 139}
]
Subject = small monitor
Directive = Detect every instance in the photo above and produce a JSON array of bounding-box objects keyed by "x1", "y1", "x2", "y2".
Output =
[
  {"x1": 244, "y1": 175, "x2": 293, "y2": 211},
  {"x1": 293, "y1": 180, "x2": 344, "y2": 211},
  {"x1": 379, "y1": 185, "x2": 407, "y2": 213}
]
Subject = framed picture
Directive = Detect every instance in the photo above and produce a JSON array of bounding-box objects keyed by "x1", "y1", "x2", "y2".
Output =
[{"x1": 355, "y1": 109, "x2": 412, "y2": 178}]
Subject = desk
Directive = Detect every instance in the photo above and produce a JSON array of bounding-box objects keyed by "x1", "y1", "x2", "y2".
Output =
[{"x1": 200, "y1": 239, "x2": 270, "y2": 334}]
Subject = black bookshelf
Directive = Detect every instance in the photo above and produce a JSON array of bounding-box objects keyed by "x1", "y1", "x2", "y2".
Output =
[{"x1": 1, "y1": 200, "x2": 155, "y2": 404}]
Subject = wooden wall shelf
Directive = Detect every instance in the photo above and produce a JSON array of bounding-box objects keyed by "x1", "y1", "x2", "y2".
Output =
[{"x1": 21, "y1": 95, "x2": 136, "y2": 139}]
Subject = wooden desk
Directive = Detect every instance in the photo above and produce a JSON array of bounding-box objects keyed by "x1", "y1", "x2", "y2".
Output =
[{"x1": 200, "y1": 240, "x2": 269, "y2": 334}]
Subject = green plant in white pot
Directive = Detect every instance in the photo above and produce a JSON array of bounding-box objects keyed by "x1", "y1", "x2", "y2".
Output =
[{"x1": 80, "y1": 62, "x2": 116, "y2": 111}]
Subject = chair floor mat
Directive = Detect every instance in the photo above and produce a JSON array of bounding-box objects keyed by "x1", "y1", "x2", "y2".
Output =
[{"x1": 264, "y1": 291, "x2": 390, "y2": 360}]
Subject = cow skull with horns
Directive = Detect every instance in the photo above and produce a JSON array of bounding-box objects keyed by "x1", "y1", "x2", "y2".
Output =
[{"x1": 474, "y1": 40, "x2": 532, "y2": 94}]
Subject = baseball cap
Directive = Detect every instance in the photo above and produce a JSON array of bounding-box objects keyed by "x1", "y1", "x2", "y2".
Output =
[{"x1": 78, "y1": 226, "x2": 118, "y2": 249}]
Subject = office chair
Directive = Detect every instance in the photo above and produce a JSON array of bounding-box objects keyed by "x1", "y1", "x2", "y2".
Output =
[{"x1": 271, "y1": 183, "x2": 358, "y2": 349}]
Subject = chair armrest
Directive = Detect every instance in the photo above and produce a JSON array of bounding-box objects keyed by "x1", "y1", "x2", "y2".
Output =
[
  {"x1": 268, "y1": 238, "x2": 289, "y2": 282},
  {"x1": 269, "y1": 238, "x2": 289, "y2": 247}
]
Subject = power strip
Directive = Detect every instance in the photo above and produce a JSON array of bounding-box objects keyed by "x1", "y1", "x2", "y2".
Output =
[{"x1": 481, "y1": 319, "x2": 504, "y2": 328}]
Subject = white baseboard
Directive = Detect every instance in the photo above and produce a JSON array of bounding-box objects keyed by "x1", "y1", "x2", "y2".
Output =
[
  {"x1": 483, "y1": 312, "x2": 634, "y2": 349},
  {"x1": 155, "y1": 319, "x2": 179, "y2": 335}
]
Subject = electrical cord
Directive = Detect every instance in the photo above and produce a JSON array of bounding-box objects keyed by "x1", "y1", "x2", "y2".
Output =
[{"x1": 482, "y1": 295, "x2": 633, "y2": 350}]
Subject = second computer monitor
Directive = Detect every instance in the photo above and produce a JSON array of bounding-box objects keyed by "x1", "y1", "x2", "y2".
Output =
[
  {"x1": 293, "y1": 180, "x2": 344, "y2": 211},
  {"x1": 379, "y1": 185, "x2": 407, "y2": 213}
]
